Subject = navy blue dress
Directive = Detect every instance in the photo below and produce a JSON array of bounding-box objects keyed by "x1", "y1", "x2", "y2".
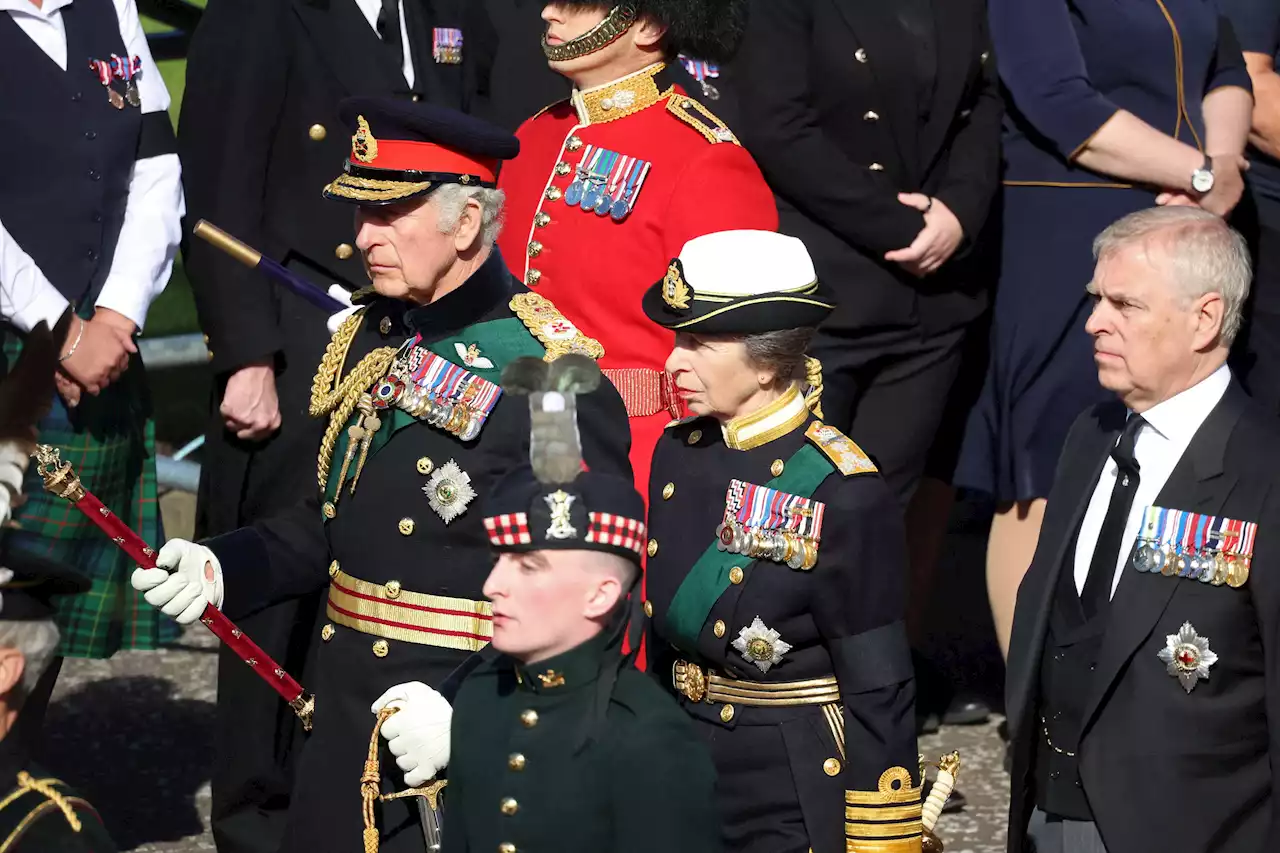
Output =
[{"x1": 955, "y1": 0, "x2": 1250, "y2": 501}]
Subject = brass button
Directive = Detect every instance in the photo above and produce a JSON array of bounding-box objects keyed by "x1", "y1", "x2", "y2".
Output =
[
  {"x1": 554, "y1": 162, "x2": 571, "y2": 176},
  {"x1": 202, "y1": 334, "x2": 210, "y2": 344},
  {"x1": 647, "y1": 539, "x2": 658, "y2": 557},
  {"x1": 643, "y1": 600, "x2": 654, "y2": 618},
  {"x1": 499, "y1": 845, "x2": 516, "y2": 853},
  {"x1": 321, "y1": 623, "x2": 335, "y2": 642},
  {"x1": 416, "y1": 457, "x2": 435, "y2": 475},
  {"x1": 720, "y1": 704, "x2": 735, "y2": 723},
  {"x1": 520, "y1": 709, "x2": 538, "y2": 728},
  {"x1": 377, "y1": 316, "x2": 391, "y2": 336},
  {"x1": 385, "y1": 580, "x2": 402, "y2": 600},
  {"x1": 729, "y1": 567, "x2": 745, "y2": 585},
  {"x1": 412, "y1": 93, "x2": 422, "y2": 102},
  {"x1": 545, "y1": 186, "x2": 563, "y2": 202},
  {"x1": 687, "y1": 429, "x2": 702, "y2": 445},
  {"x1": 566, "y1": 135, "x2": 584, "y2": 151},
  {"x1": 398, "y1": 518, "x2": 416, "y2": 536},
  {"x1": 372, "y1": 640, "x2": 390, "y2": 658},
  {"x1": 308, "y1": 123, "x2": 327, "y2": 141},
  {"x1": 526, "y1": 269, "x2": 542, "y2": 286},
  {"x1": 534, "y1": 212, "x2": 552, "y2": 227},
  {"x1": 855, "y1": 48, "x2": 868, "y2": 63},
  {"x1": 500, "y1": 797, "x2": 518, "y2": 816},
  {"x1": 322, "y1": 502, "x2": 337, "y2": 519},
  {"x1": 823, "y1": 758, "x2": 842, "y2": 776},
  {"x1": 335, "y1": 243, "x2": 354, "y2": 260},
  {"x1": 981, "y1": 50, "x2": 990, "y2": 63},
  {"x1": 508, "y1": 753, "x2": 526, "y2": 771},
  {"x1": 207, "y1": 349, "x2": 215, "y2": 362},
  {"x1": 771, "y1": 459, "x2": 785, "y2": 477},
  {"x1": 713, "y1": 620, "x2": 726, "y2": 638},
  {"x1": 527, "y1": 240, "x2": 543, "y2": 258},
  {"x1": 662, "y1": 482, "x2": 675, "y2": 500},
  {"x1": 869, "y1": 163, "x2": 885, "y2": 172},
  {"x1": 328, "y1": 560, "x2": 340, "y2": 578},
  {"x1": 862, "y1": 111, "x2": 879, "y2": 122}
]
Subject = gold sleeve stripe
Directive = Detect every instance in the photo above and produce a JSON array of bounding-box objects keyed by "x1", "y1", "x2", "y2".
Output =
[
  {"x1": 845, "y1": 838, "x2": 924, "y2": 853},
  {"x1": 845, "y1": 819, "x2": 923, "y2": 839},
  {"x1": 845, "y1": 804, "x2": 923, "y2": 822}
]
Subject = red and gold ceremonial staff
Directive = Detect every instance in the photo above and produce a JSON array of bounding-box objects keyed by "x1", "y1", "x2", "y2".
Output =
[{"x1": 31, "y1": 444, "x2": 315, "y2": 729}]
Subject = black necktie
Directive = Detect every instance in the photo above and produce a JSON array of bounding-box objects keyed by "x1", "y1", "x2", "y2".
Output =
[
  {"x1": 1080, "y1": 414, "x2": 1145, "y2": 618},
  {"x1": 377, "y1": 0, "x2": 404, "y2": 73}
]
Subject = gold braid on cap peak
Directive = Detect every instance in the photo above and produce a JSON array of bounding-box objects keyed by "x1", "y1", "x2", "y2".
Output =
[{"x1": 804, "y1": 355, "x2": 824, "y2": 420}]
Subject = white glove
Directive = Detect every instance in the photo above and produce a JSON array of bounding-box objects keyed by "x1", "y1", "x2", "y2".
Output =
[
  {"x1": 130, "y1": 539, "x2": 225, "y2": 625},
  {"x1": 326, "y1": 285, "x2": 358, "y2": 335},
  {"x1": 372, "y1": 682, "x2": 453, "y2": 787},
  {"x1": 0, "y1": 441, "x2": 29, "y2": 528}
]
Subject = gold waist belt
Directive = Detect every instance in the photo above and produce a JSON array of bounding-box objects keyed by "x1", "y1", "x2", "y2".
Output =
[
  {"x1": 673, "y1": 660, "x2": 840, "y2": 706},
  {"x1": 326, "y1": 569, "x2": 493, "y2": 652}
]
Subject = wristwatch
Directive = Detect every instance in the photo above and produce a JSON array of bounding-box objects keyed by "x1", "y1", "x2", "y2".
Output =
[{"x1": 1191, "y1": 155, "x2": 1215, "y2": 195}]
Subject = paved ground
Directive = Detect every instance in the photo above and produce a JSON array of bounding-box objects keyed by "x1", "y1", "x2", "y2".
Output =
[{"x1": 40, "y1": 492, "x2": 1011, "y2": 852}]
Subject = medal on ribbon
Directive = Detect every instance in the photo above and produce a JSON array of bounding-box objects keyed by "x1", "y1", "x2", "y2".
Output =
[
  {"x1": 679, "y1": 55, "x2": 722, "y2": 100},
  {"x1": 432, "y1": 27, "x2": 463, "y2": 65},
  {"x1": 374, "y1": 338, "x2": 503, "y2": 442},
  {"x1": 109, "y1": 53, "x2": 143, "y2": 108},
  {"x1": 715, "y1": 479, "x2": 825, "y2": 570},
  {"x1": 88, "y1": 57, "x2": 123, "y2": 109},
  {"x1": 1132, "y1": 506, "x2": 1257, "y2": 589},
  {"x1": 565, "y1": 143, "x2": 595, "y2": 207}
]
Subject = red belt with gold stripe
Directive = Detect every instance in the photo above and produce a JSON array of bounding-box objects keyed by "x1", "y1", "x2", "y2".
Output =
[
  {"x1": 602, "y1": 368, "x2": 681, "y2": 419},
  {"x1": 326, "y1": 569, "x2": 493, "y2": 652}
]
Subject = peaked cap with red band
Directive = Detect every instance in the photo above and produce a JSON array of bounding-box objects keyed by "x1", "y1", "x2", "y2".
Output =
[{"x1": 323, "y1": 97, "x2": 520, "y2": 206}]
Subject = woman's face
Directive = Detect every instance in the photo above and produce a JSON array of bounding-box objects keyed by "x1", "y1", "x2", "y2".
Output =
[{"x1": 665, "y1": 332, "x2": 772, "y2": 419}]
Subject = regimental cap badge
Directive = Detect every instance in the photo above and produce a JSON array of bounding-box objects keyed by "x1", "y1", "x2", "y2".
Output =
[
  {"x1": 662, "y1": 259, "x2": 692, "y2": 311},
  {"x1": 544, "y1": 489, "x2": 579, "y2": 540},
  {"x1": 732, "y1": 616, "x2": 792, "y2": 674},
  {"x1": 1157, "y1": 621, "x2": 1218, "y2": 693},
  {"x1": 353, "y1": 115, "x2": 379, "y2": 164}
]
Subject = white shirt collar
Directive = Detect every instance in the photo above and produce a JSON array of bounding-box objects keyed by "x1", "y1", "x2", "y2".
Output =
[
  {"x1": 0, "y1": 0, "x2": 74, "y2": 16},
  {"x1": 1136, "y1": 363, "x2": 1232, "y2": 445}
]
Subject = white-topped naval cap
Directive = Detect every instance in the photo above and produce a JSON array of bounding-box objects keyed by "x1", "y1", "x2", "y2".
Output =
[{"x1": 678, "y1": 230, "x2": 818, "y2": 297}]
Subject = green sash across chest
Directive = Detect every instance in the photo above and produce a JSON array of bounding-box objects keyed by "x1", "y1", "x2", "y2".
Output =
[
  {"x1": 322, "y1": 315, "x2": 544, "y2": 504},
  {"x1": 665, "y1": 442, "x2": 833, "y2": 653}
]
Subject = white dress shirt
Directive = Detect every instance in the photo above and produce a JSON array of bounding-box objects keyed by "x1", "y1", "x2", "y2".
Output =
[
  {"x1": 0, "y1": 0, "x2": 183, "y2": 332},
  {"x1": 353, "y1": 0, "x2": 416, "y2": 88},
  {"x1": 1072, "y1": 364, "x2": 1233, "y2": 598}
]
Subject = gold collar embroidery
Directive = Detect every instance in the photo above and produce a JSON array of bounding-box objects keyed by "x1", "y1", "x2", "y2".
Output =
[
  {"x1": 722, "y1": 384, "x2": 810, "y2": 451},
  {"x1": 572, "y1": 62, "x2": 667, "y2": 125}
]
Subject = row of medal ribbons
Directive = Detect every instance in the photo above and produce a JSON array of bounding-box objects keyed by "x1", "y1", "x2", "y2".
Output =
[
  {"x1": 371, "y1": 338, "x2": 503, "y2": 442},
  {"x1": 715, "y1": 479, "x2": 825, "y2": 571},
  {"x1": 564, "y1": 144, "x2": 653, "y2": 222},
  {"x1": 1131, "y1": 505, "x2": 1257, "y2": 589}
]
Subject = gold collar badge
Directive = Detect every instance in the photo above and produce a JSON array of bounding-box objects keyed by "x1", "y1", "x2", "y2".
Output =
[
  {"x1": 353, "y1": 115, "x2": 379, "y2": 164},
  {"x1": 663, "y1": 259, "x2": 692, "y2": 310}
]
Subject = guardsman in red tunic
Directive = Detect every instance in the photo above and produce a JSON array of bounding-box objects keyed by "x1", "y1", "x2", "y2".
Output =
[{"x1": 497, "y1": 1, "x2": 778, "y2": 495}]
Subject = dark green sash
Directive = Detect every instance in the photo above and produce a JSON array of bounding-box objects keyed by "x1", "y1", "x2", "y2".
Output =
[
  {"x1": 322, "y1": 315, "x2": 544, "y2": 506},
  {"x1": 665, "y1": 442, "x2": 833, "y2": 652}
]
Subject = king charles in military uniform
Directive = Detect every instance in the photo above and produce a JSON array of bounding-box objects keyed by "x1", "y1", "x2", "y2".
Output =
[
  {"x1": 642, "y1": 231, "x2": 921, "y2": 853},
  {"x1": 133, "y1": 99, "x2": 630, "y2": 853},
  {"x1": 496, "y1": 0, "x2": 778, "y2": 495}
]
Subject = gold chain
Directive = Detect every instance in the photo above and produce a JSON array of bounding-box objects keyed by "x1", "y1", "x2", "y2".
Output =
[{"x1": 309, "y1": 310, "x2": 397, "y2": 489}]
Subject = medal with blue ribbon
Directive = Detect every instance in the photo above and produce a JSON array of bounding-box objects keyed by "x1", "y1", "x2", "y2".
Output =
[
  {"x1": 1132, "y1": 506, "x2": 1258, "y2": 589},
  {"x1": 374, "y1": 337, "x2": 502, "y2": 441},
  {"x1": 714, "y1": 479, "x2": 826, "y2": 570}
]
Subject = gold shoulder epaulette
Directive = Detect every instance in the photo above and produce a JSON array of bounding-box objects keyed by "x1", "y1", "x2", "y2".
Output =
[
  {"x1": 510, "y1": 293, "x2": 605, "y2": 362},
  {"x1": 805, "y1": 422, "x2": 877, "y2": 477},
  {"x1": 0, "y1": 772, "x2": 84, "y2": 835},
  {"x1": 665, "y1": 93, "x2": 740, "y2": 145}
]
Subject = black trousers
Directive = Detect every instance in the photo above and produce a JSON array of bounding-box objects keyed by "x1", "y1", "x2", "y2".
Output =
[{"x1": 810, "y1": 323, "x2": 971, "y2": 505}]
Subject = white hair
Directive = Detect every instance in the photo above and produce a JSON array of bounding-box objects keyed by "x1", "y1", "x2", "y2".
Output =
[
  {"x1": 1092, "y1": 207, "x2": 1252, "y2": 345},
  {"x1": 431, "y1": 185, "x2": 506, "y2": 247},
  {"x1": 0, "y1": 619, "x2": 60, "y2": 707}
]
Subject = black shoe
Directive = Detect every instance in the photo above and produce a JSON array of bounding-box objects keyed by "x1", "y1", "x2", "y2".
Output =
[
  {"x1": 941, "y1": 698, "x2": 991, "y2": 726},
  {"x1": 916, "y1": 712, "x2": 941, "y2": 736},
  {"x1": 997, "y1": 718, "x2": 1009, "y2": 741}
]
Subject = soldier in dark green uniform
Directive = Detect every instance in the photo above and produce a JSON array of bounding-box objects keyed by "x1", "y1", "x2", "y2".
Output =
[
  {"x1": 369, "y1": 359, "x2": 722, "y2": 853},
  {"x1": 641, "y1": 230, "x2": 922, "y2": 853},
  {"x1": 0, "y1": 549, "x2": 116, "y2": 852},
  {"x1": 130, "y1": 100, "x2": 631, "y2": 853}
]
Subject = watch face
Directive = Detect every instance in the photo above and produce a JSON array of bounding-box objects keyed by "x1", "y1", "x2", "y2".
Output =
[{"x1": 1192, "y1": 169, "x2": 1215, "y2": 194}]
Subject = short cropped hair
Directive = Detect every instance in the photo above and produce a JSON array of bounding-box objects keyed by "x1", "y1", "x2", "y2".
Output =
[
  {"x1": 432, "y1": 185, "x2": 506, "y2": 247},
  {"x1": 742, "y1": 327, "x2": 817, "y2": 386},
  {"x1": 0, "y1": 620, "x2": 60, "y2": 709}
]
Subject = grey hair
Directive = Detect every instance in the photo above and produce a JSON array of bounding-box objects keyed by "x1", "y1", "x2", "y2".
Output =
[
  {"x1": 0, "y1": 620, "x2": 60, "y2": 708},
  {"x1": 742, "y1": 327, "x2": 817, "y2": 387},
  {"x1": 1092, "y1": 207, "x2": 1252, "y2": 345},
  {"x1": 431, "y1": 185, "x2": 506, "y2": 247}
]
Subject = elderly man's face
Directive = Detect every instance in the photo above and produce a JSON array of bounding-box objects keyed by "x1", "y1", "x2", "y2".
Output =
[
  {"x1": 1085, "y1": 240, "x2": 1223, "y2": 411},
  {"x1": 354, "y1": 196, "x2": 465, "y2": 303}
]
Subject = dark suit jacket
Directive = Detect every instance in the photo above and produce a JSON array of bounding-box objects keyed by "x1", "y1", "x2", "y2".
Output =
[
  {"x1": 1006, "y1": 381, "x2": 1280, "y2": 853},
  {"x1": 179, "y1": 0, "x2": 468, "y2": 535},
  {"x1": 724, "y1": 0, "x2": 1001, "y2": 336}
]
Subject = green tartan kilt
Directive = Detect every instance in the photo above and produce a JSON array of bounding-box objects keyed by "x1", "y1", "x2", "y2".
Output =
[{"x1": 2, "y1": 335, "x2": 179, "y2": 659}]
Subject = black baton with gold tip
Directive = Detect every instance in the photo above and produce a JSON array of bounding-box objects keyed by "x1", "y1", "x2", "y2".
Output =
[{"x1": 193, "y1": 220, "x2": 348, "y2": 312}]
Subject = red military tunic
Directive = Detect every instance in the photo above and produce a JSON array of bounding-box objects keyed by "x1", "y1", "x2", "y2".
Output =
[{"x1": 498, "y1": 62, "x2": 778, "y2": 496}]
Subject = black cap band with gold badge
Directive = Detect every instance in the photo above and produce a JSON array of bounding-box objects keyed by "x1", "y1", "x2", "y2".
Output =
[
  {"x1": 323, "y1": 97, "x2": 520, "y2": 206},
  {"x1": 0, "y1": 542, "x2": 89, "y2": 621},
  {"x1": 641, "y1": 230, "x2": 836, "y2": 333}
]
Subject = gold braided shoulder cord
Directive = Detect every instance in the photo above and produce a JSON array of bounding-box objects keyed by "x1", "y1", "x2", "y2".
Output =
[
  {"x1": 804, "y1": 355, "x2": 825, "y2": 420},
  {"x1": 309, "y1": 310, "x2": 398, "y2": 489},
  {"x1": 0, "y1": 773, "x2": 83, "y2": 853}
]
